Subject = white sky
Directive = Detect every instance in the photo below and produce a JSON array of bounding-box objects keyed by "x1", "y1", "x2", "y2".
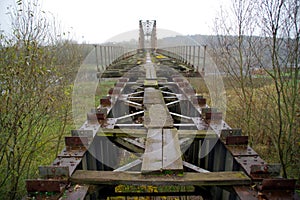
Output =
[{"x1": 0, "y1": 0, "x2": 231, "y2": 43}]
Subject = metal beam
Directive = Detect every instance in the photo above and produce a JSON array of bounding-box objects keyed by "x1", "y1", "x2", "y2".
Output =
[
  {"x1": 113, "y1": 159, "x2": 142, "y2": 172},
  {"x1": 115, "y1": 110, "x2": 144, "y2": 121},
  {"x1": 182, "y1": 161, "x2": 210, "y2": 173}
]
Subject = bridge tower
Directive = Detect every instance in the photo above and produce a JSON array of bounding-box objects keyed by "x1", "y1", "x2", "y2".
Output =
[
  {"x1": 138, "y1": 20, "x2": 145, "y2": 50},
  {"x1": 138, "y1": 20, "x2": 157, "y2": 51}
]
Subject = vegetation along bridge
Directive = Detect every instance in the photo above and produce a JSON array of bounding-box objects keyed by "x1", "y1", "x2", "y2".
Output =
[{"x1": 25, "y1": 20, "x2": 298, "y2": 200}]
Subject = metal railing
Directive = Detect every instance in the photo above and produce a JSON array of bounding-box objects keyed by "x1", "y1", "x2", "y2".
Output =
[
  {"x1": 157, "y1": 45, "x2": 207, "y2": 73},
  {"x1": 93, "y1": 45, "x2": 136, "y2": 71}
]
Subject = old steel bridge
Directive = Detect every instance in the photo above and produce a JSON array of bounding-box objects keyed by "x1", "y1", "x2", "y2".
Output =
[{"x1": 25, "y1": 20, "x2": 298, "y2": 200}]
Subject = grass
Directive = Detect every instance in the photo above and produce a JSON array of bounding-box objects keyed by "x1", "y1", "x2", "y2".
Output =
[{"x1": 95, "y1": 79, "x2": 117, "y2": 106}]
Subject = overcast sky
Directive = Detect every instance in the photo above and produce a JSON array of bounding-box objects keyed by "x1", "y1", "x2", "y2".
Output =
[{"x1": 0, "y1": 0, "x2": 231, "y2": 43}]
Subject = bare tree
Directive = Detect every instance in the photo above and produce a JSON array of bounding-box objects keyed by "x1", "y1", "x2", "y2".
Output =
[
  {"x1": 255, "y1": 0, "x2": 300, "y2": 178},
  {"x1": 210, "y1": 0, "x2": 261, "y2": 142},
  {"x1": 0, "y1": 0, "x2": 84, "y2": 198},
  {"x1": 211, "y1": 0, "x2": 299, "y2": 179}
]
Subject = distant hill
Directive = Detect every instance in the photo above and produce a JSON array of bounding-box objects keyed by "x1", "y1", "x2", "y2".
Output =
[{"x1": 101, "y1": 34, "x2": 296, "y2": 71}]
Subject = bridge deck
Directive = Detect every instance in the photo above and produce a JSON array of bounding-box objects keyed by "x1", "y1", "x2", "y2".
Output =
[
  {"x1": 162, "y1": 129, "x2": 183, "y2": 172},
  {"x1": 143, "y1": 88, "x2": 173, "y2": 128},
  {"x1": 142, "y1": 63, "x2": 182, "y2": 174},
  {"x1": 141, "y1": 129, "x2": 183, "y2": 174},
  {"x1": 141, "y1": 128, "x2": 163, "y2": 173},
  {"x1": 145, "y1": 52, "x2": 157, "y2": 79}
]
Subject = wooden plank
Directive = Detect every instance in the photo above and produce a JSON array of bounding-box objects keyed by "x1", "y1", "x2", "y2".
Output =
[
  {"x1": 177, "y1": 130, "x2": 217, "y2": 138},
  {"x1": 144, "y1": 104, "x2": 174, "y2": 128},
  {"x1": 98, "y1": 129, "x2": 217, "y2": 138},
  {"x1": 162, "y1": 129, "x2": 183, "y2": 173},
  {"x1": 143, "y1": 88, "x2": 173, "y2": 128},
  {"x1": 146, "y1": 67, "x2": 157, "y2": 79},
  {"x1": 144, "y1": 58, "x2": 157, "y2": 79},
  {"x1": 71, "y1": 171, "x2": 251, "y2": 186},
  {"x1": 143, "y1": 88, "x2": 164, "y2": 104},
  {"x1": 98, "y1": 128, "x2": 147, "y2": 137},
  {"x1": 141, "y1": 129, "x2": 163, "y2": 174},
  {"x1": 144, "y1": 80, "x2": 158, "y2": 87}
]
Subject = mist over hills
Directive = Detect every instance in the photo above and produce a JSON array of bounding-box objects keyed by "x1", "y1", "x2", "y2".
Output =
[{"x1": 101, "y1": 33, "x2": 298, "y2": 72}]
